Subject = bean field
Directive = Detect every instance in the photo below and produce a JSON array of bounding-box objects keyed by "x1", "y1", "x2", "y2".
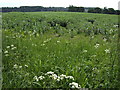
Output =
[{"x1": 2, "y1": 12, "x2": 119, "y2": 88}]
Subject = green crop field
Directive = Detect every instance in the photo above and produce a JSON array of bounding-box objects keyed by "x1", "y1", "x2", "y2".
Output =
[{"x1": 2, "y1": 12, "x2": 119, "y2": 88}]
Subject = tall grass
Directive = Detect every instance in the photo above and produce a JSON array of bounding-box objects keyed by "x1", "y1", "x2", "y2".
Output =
[{"x1": 2, "y1": 12, "x2": 119, "y2": 88}]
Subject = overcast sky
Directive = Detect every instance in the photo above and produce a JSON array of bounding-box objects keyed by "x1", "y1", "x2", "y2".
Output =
[{"x1": 0, "y1": 0, "x2": 119, "y2": 10}]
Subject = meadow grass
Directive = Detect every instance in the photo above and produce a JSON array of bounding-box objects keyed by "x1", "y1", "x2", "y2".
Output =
[{"x1": 2, "y1": 12, "x2": 119, "y2": 88}]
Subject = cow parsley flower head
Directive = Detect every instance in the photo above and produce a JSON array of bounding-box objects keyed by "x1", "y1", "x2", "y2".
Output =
[
  {"x1": 38, "y1": 76, "x2": 45, "y2": 80},
  {"x1": 50, "y1": 74, "x2": 58, "y2": 80},
  {"x1": 4, "y1": 50, "x2": 8, "y2": 54},
  {"x1": 94, "y1": 43, "x2": 100, "y2": 48},
  {"x1": 11, "y1": 44, "x2": 14, "y2": 47},
  {"x1": 13, "y1": 64, "x2": 18, "y2": 69},
  {"x1": 33, "y1": 76, "x2": 39, "y2": 82},
  {"x1": 25, "y1": 65, "x2": 28, "y2": 67},
  {"x1": 57, "y1": 41, "x2": 60, "y2": 43},
  {"x1": 105, "y1": 49, "x2": 110, "y2": 53},
  {"x1": 103, "y1": 38, "x2": 107, "y2": 42},
  {"x1": 46, "y1": 71, "x2": 54, "y2": 75},
  {"x1": 66, "y1": 76, "x2": 74, "y2": 80},
  {"x1": 69, "y1": 82, "x2": 81, "y2": 88},
  {"x1": 19, "y1": 66, "x2": 22, "y2": 68},
  {"x1": 83, "y1": 50, "x2": 87, "y2": 53},
  {"x1": 6, "y1": 46, "x2": 10, "y2": 49}
]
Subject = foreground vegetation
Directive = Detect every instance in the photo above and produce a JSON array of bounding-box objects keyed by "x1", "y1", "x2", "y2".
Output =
[{"x1": 2, "y1": 12, "x2": 119, "y2": 88}]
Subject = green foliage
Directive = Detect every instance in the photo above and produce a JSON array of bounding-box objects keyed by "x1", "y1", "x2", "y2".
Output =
[{"x1": 2, "y1": 12, "x2": 119, "y2": 88}]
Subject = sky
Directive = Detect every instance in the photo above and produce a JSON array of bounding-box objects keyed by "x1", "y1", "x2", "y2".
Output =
[{"x1": 0, "y1": 0, "x2": 119, "y2": 10}]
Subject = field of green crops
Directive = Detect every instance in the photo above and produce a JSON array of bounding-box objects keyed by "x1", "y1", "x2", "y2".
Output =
[{"x1": 2, "y1": 12, "x2": 119, "y2": 88}]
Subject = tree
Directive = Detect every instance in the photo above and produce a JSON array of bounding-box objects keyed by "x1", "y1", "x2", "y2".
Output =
[
  {"x1": 88, "y1": 8, "x2": 95, "y2": 13},
  {"x1": 108, "y1": 8, "x2": 116, "y2": 14},
  {"x1": 102, "y1": 7, "x2": 109, "y2": 14},
  {"x1": 116, "y1": 10, "x2": 120, "y2": 15},
  {"x1": 94, "y1": 7, "x2": 102, "y2": 13},
  {"x1": 78, "y1": 7, "x2": 85, "y2": 12}
]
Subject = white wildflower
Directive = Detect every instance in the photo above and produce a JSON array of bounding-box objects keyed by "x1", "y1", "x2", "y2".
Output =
[
  {"x1": 91, "y1": 55, "x2": 96, "y2": 57},
  {"x1": 38, "y1": 76, "x2": 45, "y2": 80},
  {"x1": 57, "y1": 41, "x2": 60, "y2": 43},
  {"x1": 19, "y1": 66, "x2": 22, "y2": 68},
  {"x1": 109, "y1": 29, "x2": 113, "y2": 34},
  {"x1": 6, "y1": 46, "x2": 10, "y2": 49},
  {"x1": 66, "y1": 76, "x2": 74, "y2": 80},
  {"x1": 105, "y1": 49, "x2": 110, "y2": 53},
  {"x1": 44, "y1": 38, "x2": 51, "y2": 43},
  {"x1": 92, "y1": 67, "x2": 97, "y2": 70},
  {"x1": 71, "y1": 85, "x2": 76, "y2": 88},
  {"x1": 69, "y1": 82, "x2": 81, "y2": 88},
  {"x1": 25, "y1": 65, "x2": 28, "y2": 67},
  {"x1": 57, "y1": 76, "x2": 61, "y2": 81},
  {"x1": 11, "y1": 47, "x2": 17, "y2": 50},
  {"x1": 113, "y1": 25, "x2": 118, "y2": 28},
  {"x1": 59, "y1": 74, "x2": 67, "y2": 80},
  {"x1": 94, "y1": 43, "x2": 100, "y2": 48},
  {"x1": 103, "y1": 38, "x2": 107, "y2": 42},
  {"x1": 4, "y1": 50, "x2": 8, "y2": 54},
  {"x1": 11, "y1": 44, "x2": 14, "y2": 47},
  {"x1": 46, "y1": 71, "x2": 54, "y2": 75},
  {"x1": 41, "y1": 43, "x2": 45, "y2": 46},
  {"x1": 60, "y1": 74, "x2": 66, "y2": 77},
  {"x1": 33, "y1": 76, "x2": 39, "y2": 81},
  {"x1": 11, "y1": 48, "x2": 14, "y2": 50},
  {"x1": 50, "y1": 74, "x2": 58, "y2": 80},
  {"x1": 13, "y1": 64, "x2": 18, "y2": 69},
  {"x1": 83, "y1": 50, "x2": 87, "y2": 53},
  {"x1": 91, "y1": 36, "x2": 94, "y2": 38}
]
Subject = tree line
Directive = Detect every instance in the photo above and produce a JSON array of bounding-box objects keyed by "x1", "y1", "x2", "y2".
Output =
[{"x1": 1, "y1": 5, "x2": 120, "y2": 15}]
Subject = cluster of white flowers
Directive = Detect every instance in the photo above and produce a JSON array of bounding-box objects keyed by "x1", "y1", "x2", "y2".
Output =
[
  {"x1": 4, "y1": 50, "x2": 9, "y2": 56},
  {"x1": 83, "y1": 50, "x2": 87, "y2": 53},
  {"x1": 6, "y1": 46, "x2": 10, "y2": 49},
  {"x1": 44, "y1": 38, "x2": 51, "y2": 43},
  {"x1": 113, "y1": 25, "x2": 118, "y2": 28},
  {"x1": 33, "y1": 71, "x2": 81, "y2": 88},
  {"x1": 41, "y1": 38, "x2": 52, "y2": 46},
  {"x1": 59, "y1": 74, "x2": 74, "y2": 80},
  {"x1": 33, "y1": 75, "x2": 45, "y2": 81},
  {"x1": 11, "y1": 47, "x2": 17, "y2": 50},
  {"x1": 94, "y1": 43, "x2": 100, "y2": 48},
  {"x1": 56, "y1": 41, "x2": 60, "y2": 43},
  {"x1": 45, "y1": 71, "x2": 74, "y2": 81},
  {"x1": 109, "y1": 29, "x2": 114, "y2": 34},
  {"x1": 6, "y1": 44, "x2": 17, "y2": 50},
  {"x1": 32, "y1": 43, "x2": 37, "y2": 47},
  {"x1": 105, "y1": 49, "x2": 110, "y2": 53},
  {"x1": 91, "y1": 55, "x2": 96, "y2": 58},
  {"x1": 33, "y1": 76, "x2": 39, "y2": 81},
  {"x1": 13, "y1": 64, "x2": 18, "y2": 69},
  {"x1": 19, "y1": 66, "x2": 22, "y2": 69},
  {"x1": 41, "y1": 43, "x2": 45, "y2": 46},
  {"x1": 45, "y1": 71, "x2": 54, "y2": 75},
  {"x1": 4, "y1": 50, "x2": 8, "y2": 54},
  {"x1": 92, "y1": 67, "x2": 97, "y2": 71},
  {"x1": 25, "y1": 64, "x2": 28, "y2": 67},
  {"x1": 103, "y1": 38, "x2": 107, "y2": 42},
  {"x1": 38, "y1": 76, "x2": 45, "y2": 80},
  {"x1": 69, "y1": 82, "x2": 81, "y2": 88},
  {"x1": 91, "y1": 36, "x2": 94, "y2": 39},
  {"x1": 13, "y1": 64, "x2": 28, "y2": 69}
]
